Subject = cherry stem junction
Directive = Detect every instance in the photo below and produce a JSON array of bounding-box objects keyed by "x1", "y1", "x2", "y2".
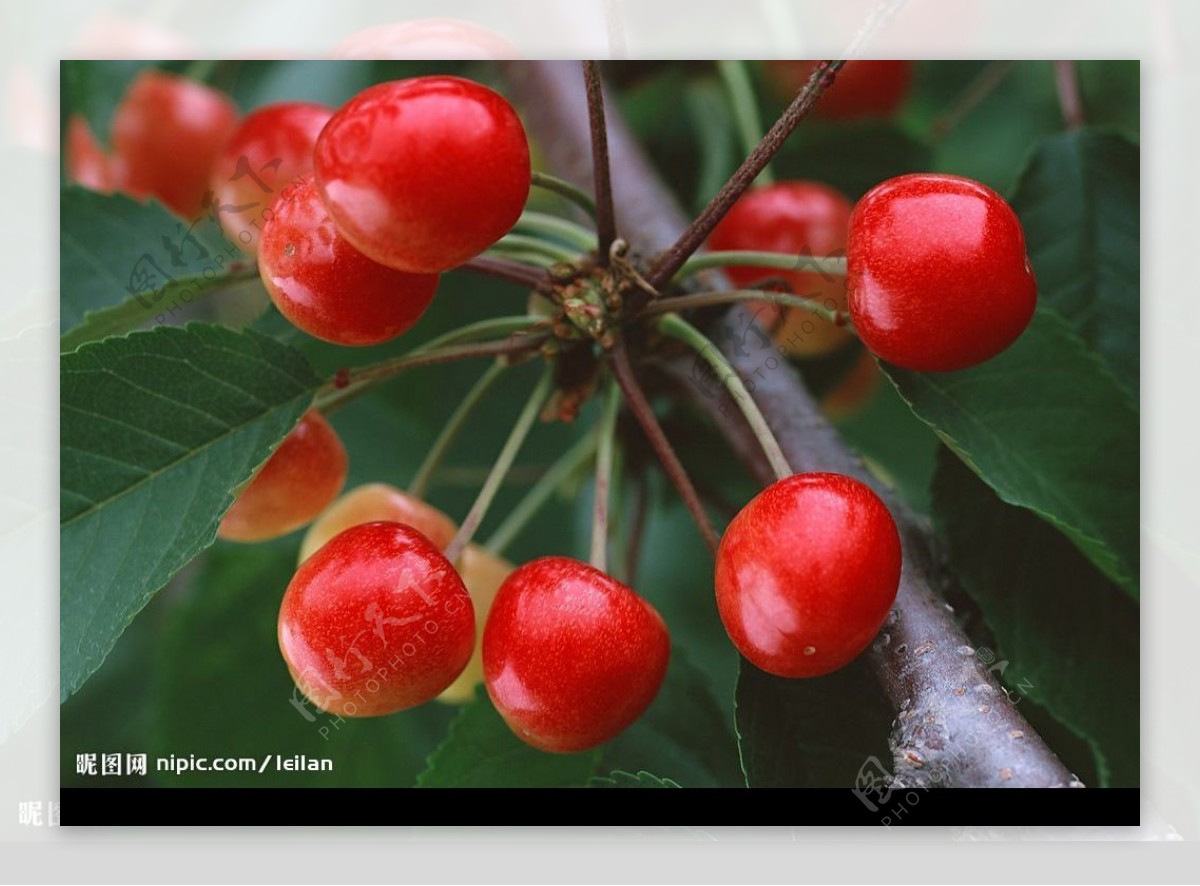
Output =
[
  {"x1": 444, "y1": 366, "x2": 555, "y2": 563},
  {"x1": 590, "y1": 377, "x2": 622, "y2": 572},
  {"x1": 656, "y1": 312, "x2": 792, "y2": 482},
  {"x1": 408, "y1": 359, "x2": 507, "y2": 500}
]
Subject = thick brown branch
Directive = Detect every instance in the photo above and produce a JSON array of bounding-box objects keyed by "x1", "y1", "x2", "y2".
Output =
[{"x1": 505, "y1": 59, "x2": 1076, "y2": 790}]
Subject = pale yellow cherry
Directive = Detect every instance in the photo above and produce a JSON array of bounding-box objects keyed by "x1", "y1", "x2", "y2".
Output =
[
  {"x1": 299, "y1": 483, "x2": 457, "y2": 563},
  {"x1": 438, "y1": 543, "x2": 513, "y2": 704}
]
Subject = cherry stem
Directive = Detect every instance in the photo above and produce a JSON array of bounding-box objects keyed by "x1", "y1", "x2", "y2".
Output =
[
  {"x1": 482, "y1": 432, "x2": 598, "y2": 555},
  {"x1": 717, "y1": 61, "x2": 774, "y2": 187},
  {"x1": 444, "y1": 366, "x2": 555, "y2": 563},
  {"x1": 459, "y1": 256, "x2": 549, "y2": 289},
  {"x1": 656, "y1": 312, "x2": 792, "y2": 481},
  {"x1": 643, "y1": 288, "x2": 849, "y2": 327},
  {"x1": 492, "y1": 232, "x2": 581, "y2": 265},
  {"x1": 674, "y1": 249, "x2": 847, "y2": 281},
  {"x1": 590, "y1": 377, "x2": 622, "y2": 572},
  {"x1": 647, "y1": 60, "x2": 845, "y2": 290},
  {"x1": 1054, "y1": 60, "x2": 1085, "y2": 130},
  {"x1": 583, "y1": 61, "x2": 618, "y2": 265},
  {"x1": 930, "y1": 60, "x2": 1015, "y2": 141},
  {"x1": 609, "y1": 338, "x2": 719, "y2": 555},
  {"x1": 408, "y1": 359, "x2": 507, "y2": 500},
  {"x1": 514, "y1": 211, "x2": 598, "y2": 252},
  {"x1": 530, "y1": 171, "x2": 598, "y2": 219},
  {"x1": 314, "y1": 322, "x2": 546, "y2": 414}
]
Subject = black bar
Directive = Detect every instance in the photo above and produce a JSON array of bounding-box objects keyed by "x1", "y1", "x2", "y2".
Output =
[{"x1": 62, "y1": 788, "x2": 1139, "y2": 827}]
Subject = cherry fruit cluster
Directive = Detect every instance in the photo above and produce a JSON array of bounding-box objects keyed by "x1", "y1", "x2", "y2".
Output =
[{"x1": 70, "y1": 64, "x2": 1042, "y2": 757}]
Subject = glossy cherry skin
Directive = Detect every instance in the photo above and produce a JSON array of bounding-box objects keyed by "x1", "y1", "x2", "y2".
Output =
[
  {"x1": 314, "y1": 76, "x2": 531, "y2": 273},
  {"x1": 218, "y1": 411, "x2": 347, "y2": 543},
  {"x1": 439, "y1": 544, "x2": 513, "y2": 704},
  {"x1": 258, "y1": 176, "x2": 440, "y2": 346},
  {"x1": 483, "y1": 556, "x2": 670, "y2": 753},
  {"x1": 210, "y1": 101, "x2": 333, "y2": 254},
  {"x1": 65, "y1": 114, "x2": 117, "y2": 192},
  {"x1": 279, "y1": 521, "x2": 475, "y2": 717},
  {"x1": 764, "y1": 60, "x2": 913, "y2": 119},
  {"x1": 299, "y1": 483, "x2": 457, "y2": 563},
  {"x1": 709, "y1": 181, "x2": 853, "y2": 357},
  {"x1": 715, "y1": 473, "x2": 901, "y2": 678},
  {"x1": 847, "y1": 173, "x2": 1038, "y2": 372},
  {"x1": 110, "y1": 70, "x2": 238, "y2": 216}
]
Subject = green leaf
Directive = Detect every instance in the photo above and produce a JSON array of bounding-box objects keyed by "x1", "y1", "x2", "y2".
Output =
[
  {"x1": 933, "y1": 451, "x2": 1138, "y2": 786},
  {"x1": 1011, "y1": 130, "x2": 1139, "y2": 400},
  {"x1": 60, "y1": 323, "x2": 320, "y2": 700},
  {"x1": 154, "y1": 540, "x2": 456, "y2": 786},
  {"x1": 600, "y1": 647, "x2": 743, "y2": 788},
  {"x1": 416, "y1": 687, "x2": 598, "y2": 787},
  {"x1": 735, "y1": 657, "x2": 892, "y2": 787},
  {"x1": 884, "y1": 308, "x2": 1138, "y2": 598},
  {"x1": 590, "y1": 770, "x2": 682, "y2": 788},
  {"x1": 60, "y1": 187, "x2": 243, "y2": 346}
]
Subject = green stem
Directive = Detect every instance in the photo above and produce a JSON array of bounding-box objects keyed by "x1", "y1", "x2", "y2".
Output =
[
  {"x1": 590, "y1": 378, "x2": 622, "y2": 572},
  {"x1": 492, "y1": 233, "x2": 581, "y2": 264},
  {"x1": 718, "y1": 61, "x2": 774, "y2": 186},
  {"x1": 642, "y1": 288, "x2": 848, "y2": 326},
  {"x1": 530, "y1": 171, "x2": 598, "y2": 219},
  {"x1": 675, "y1": 249, "x2": 847, "y2": 281},
  {"x1": 444, "y1": 367, "x2": 555, "y2": 563},
  {"x1": 483, "y1": 248, "x2": 559, "y2": 269},
  {"x1": 315, "y1": 326, "x2": 546, "y2": 415},
  {"x1": 514, "y1": 211, "x2": 598, "y2": 252},
  {"x1": 412, "y1": 316, "x2": 546, "y2": 353},
  {"x1": 408, "y1": 360, "x2": 507, "y2": 500},
  {"x1": 656, "y1": 312, "x2": 792, "y2": 481},
  {"x1": 483, "y1": 433, "x2": 598, "y2": 556}
]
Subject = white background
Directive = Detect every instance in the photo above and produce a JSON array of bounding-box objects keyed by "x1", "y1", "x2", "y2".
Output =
[{"x1": 3, "y1": 0, "x2": 1197, "y2": 881}]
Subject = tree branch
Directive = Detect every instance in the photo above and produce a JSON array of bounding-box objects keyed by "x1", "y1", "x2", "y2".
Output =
[
  {"x1": 583, "y1": 61, "x2": 618, "y2": 263},
  {"x1": 504, "y1": 59, "x2": 1077, "y2": 790}
]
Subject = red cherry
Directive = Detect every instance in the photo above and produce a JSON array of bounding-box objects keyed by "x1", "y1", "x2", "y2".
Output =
[
  {"x1": 279, "y1": 522, "x2": 475, "y2": 717},
  {"x1": 218, "y1": 410, "x2": 347, "y2": 543},
  {"x1": 299, "y1": 483, "x2": 458, "y2": 563},
  {"x1": 258, "y1": 176, "x2": 440, "y2": 346},
  {"x1": 715, "y1": 473, "x2": 901, "y2": 678},
  {"x1": 313, "y1": 76, "x2": 531, "y2": 273},
  {"x1": 764, "y1": 60, "x2": 913, "y2": 119},
  {"x1": 847, "y1": 173, "x2": 1038, "y2": 372},
  {"x1": 110, "y1": 70, "x2": 238, "y2": 217},
  {"x1": 65, "y1": 114, "x2": 117, "y2": 192},
  {"x1": 483, "y1": 556, "x2": 670, "y2": 753},
  {"x1": 210, "y1": 101, "x2": 333, "y2": 254},
  {"x1": 708, "y1": 181, "x2": 853, "y2": 357}
]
